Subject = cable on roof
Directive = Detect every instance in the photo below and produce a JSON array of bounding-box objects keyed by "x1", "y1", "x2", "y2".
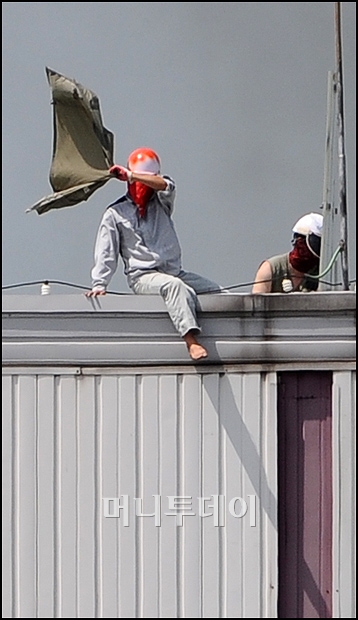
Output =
[{"x1": 2, "y1": 244, "x2": 354, "y2": 295}]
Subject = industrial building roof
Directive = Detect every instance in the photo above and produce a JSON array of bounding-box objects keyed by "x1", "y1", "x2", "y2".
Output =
[{"x1": 2, "y1": 292, "x2": 356, "y2": 368}]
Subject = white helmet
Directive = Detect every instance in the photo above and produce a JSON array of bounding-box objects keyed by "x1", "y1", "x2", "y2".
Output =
[
  {"x1": 292, "y1": 212, "x2": 323, "y2": 258},
  {"x1": 292, "y1": 212, "x2": 323, "y2": 237}
]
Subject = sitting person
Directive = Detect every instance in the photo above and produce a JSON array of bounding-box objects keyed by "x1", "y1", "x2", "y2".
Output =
[
  {"x1": 252, "y1": 212, "x2": 323, "y2": 293},
  {"x1": 86, "y1": 147, "x2": 223, "y2": 360}
]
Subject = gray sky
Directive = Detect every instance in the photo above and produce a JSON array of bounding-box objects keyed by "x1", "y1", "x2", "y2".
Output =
[{"x1": 2, "y1": 2, "x2": 356, "y2": 295}]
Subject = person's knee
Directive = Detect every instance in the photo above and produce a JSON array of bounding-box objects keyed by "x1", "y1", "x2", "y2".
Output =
[
  {"x1": 160, "y1": 277, "x2": 184, "y2": 299},
  {"x1": 160, "y1": 277, "x2": 194, "y2": 302}
]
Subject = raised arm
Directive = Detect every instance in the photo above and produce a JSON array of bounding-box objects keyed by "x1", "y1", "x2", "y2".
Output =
[{"x1": 109, "y1": 165, "x2": 167, "y2": 191}]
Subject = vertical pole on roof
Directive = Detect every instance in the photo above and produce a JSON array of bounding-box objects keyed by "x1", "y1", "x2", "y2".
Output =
[
  {"x1": 319, "y1": 71, "x2": 337, "y2": 291},
  {"x1": 334, "y1": 2, "x2": 350, "y2": 290}
]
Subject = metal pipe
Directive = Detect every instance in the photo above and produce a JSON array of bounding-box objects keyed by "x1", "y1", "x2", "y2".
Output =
[
  {"x1": 334, "y1": 2, "x2": 349, "y2": 289},
  {"x1": 319, "y1": 71, "x2": 336, "y2": 291}
]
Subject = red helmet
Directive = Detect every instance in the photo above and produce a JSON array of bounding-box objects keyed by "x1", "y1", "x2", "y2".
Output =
[{"x1": 127, "y1": 147, "x2": 160, "y2": 175}]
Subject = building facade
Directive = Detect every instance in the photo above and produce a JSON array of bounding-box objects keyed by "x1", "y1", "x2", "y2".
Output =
[{"x1": 2, "y1": 292, "x2": 356, "y2": 618}]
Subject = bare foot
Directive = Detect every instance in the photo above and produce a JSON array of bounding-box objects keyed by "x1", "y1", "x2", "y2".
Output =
[
  {"x1": 183, "y1": 331, "x2": 208, "y2": 360},
  {"x1": 187, "y1": 342, "x2": 208, "y2": 360}
]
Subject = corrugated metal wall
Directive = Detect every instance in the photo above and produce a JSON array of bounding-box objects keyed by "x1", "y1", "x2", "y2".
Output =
[
  {"x1": 332, "y1": 371, "x2": 356, "y2": 620},
  {"x1": 2, "y1": 369, "x2": 278, "y2": 619},
  {"x1": 277, "y1": 371, "x2": 333, "y2": 618}
]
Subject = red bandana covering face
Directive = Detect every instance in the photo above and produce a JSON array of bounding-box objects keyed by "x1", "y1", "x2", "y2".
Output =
[
  {"x1": 289, "y1": 236, "x2": 320, "y2": 273},
  {"x1": 127, "y1": 147, "x2": 161, "y2": 218},
  {"x1": 128, "y1": 182, "x2": 154, "y2": 217}
]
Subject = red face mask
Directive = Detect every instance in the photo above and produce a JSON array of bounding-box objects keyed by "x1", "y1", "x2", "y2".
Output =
[
  {"x1": 128, "y1": 182, "x2": 154, "y2": 217},
  {"x1": 289, "y1": 236, "x2": 320, "y2": 273},
  {"x1": 126, "y1": 147, "x2": 161, "y2": 217}
]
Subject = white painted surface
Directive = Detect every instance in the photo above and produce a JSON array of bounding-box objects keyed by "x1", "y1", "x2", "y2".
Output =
[
  {"x1": 332, "y1": 371, "x2": 357, "y2": 619},
  {"x1": 2, "y1": 369, "x2": 280, "y2": 618},
  {"x1": 2, "y1": 292, "x2": 356, "y2": 618}
]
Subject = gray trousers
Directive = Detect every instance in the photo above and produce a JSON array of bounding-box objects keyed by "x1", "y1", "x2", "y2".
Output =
[{"x1": 131, "y1": 270, "x2": 222, "y2": 337}]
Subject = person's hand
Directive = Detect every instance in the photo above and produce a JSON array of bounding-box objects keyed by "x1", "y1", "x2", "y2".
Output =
[
  {"x1": 109, "y1": 165, "x2": 133, "y2": 183},
  {"x1": 85, "y1": 288, "x2": 107, "y2": 298}
]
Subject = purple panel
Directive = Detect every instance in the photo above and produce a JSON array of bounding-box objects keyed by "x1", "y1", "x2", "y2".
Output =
[{"x1": 278, "y1": 372, "x2": 332, "y2": 619}]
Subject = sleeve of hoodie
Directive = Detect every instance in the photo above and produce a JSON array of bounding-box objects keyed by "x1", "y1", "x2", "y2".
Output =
[
  {"x1": 156, "y1": 175, "x2": 176, "y2": 216},
  {"x1": 91, "y1": 209, "x2": 120, "y2": 291}
]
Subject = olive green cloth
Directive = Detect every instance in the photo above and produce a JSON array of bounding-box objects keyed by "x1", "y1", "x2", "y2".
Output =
[{"x1": 27, "y1": 67, "x2": 114, "y2": 215}]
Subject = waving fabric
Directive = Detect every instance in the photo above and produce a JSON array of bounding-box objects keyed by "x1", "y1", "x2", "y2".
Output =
[{"x1": 27, "y1": 67, "x2": 114, "y2": 215}]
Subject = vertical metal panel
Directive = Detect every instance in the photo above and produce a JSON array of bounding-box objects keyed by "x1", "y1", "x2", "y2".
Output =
[
  {"x1": 201, "y1": 374, "x2": 221, "y2": 619},
  {"x1": 58, "y1": 376, "x2": 78, "y2": 619},
  {"x1": 2, "y1": 376, "x2": 13, "y2": 619},
  {"x1": 117, "y1": 375, "x2": 137, "y2": 618},
  {"x1": 5, "y1": 367, "x2": 353, "y2": 618},
  {"x1": 99, "y1": 376, "x2": 120, "y2": 619},
  {"x1": 3, "y1": 369, "x2": 279, "y2": 618},
  {"x1": 77, "y1": 376, "x2": 97, "y2": 618},
  {"x1": 261, "y1": 373, "x2": 278, "y2": 618},
  {"x1": 332, "y1": 371, "x2": 356, "y2": 619},
  {"x1": 277, "y1": 372, "x2": 333, "y2": 619},
  {"x1": 220, "y1": 373, "x2": 244, "y2": 618},
  {"x1": 181, "y1": 374, "x2": 202, "y2": 618},
  {"x1": 241, "y1": 374, "x2": 262, "y2": 618},
  {"x1": 158, "y1": 374, "x2": 179, "y2": 619},
  {"x1": 139, "y1": 375, "x2": 160, "y2": 618},
  {"x1": 37, "y1": 376, "x2": 55, "y2": 619},
  {"x1": 18, "y1": 376, "x2": 37, "y2": 619}
]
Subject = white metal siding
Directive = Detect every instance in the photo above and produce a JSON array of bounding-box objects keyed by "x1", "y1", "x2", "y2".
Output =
[
  {"x1": 2, "y1": 369, "x2": 278, "y2": 619},
  {"x1": 332, "y1": 371, "x2": 357, "y2": 619}
]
